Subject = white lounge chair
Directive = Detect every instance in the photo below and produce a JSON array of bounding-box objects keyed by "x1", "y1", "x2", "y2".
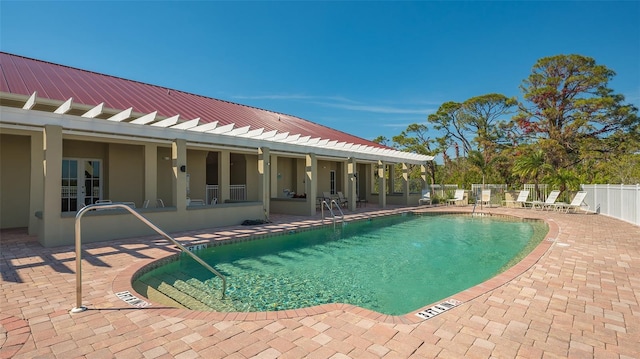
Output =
[
  {"x1": 503, "y1": 190, "x2": 530, "y2": 208},
  {"x1": 531, "y1": 190, "x2": 560, "y2": 210},
  {"x1": 479, "y1": 189, "x2": 492, "y2": 207},
  {"x1": 447, "y1": 189, "x2": 465, "y2": 206},
  {"x1": 553, "y1": 191, "x2": 589, "y2": 213},
  {"x1": 418, "y1": 190, "x2": 431, "y2": 205}
]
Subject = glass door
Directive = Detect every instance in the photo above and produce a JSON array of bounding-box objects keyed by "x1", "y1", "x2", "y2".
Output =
[{"x1": 62, "y1": 159, "x2": 102, "y2": 212}]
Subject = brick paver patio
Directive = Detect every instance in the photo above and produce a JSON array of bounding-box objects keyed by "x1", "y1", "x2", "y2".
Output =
[{"x1": 1, "y1": 205, "x2": 638, "y2": 358}]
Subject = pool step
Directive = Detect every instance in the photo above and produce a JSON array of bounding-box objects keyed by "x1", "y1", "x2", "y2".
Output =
[
  {"x1": 167, "y1": 272, "x2": 240, "y2": 312},
  {"x1": 132, "y1": 279, "x2": 186, "y2": 309},
  {"x1": 138, "y1": 276, "x2": 214, "y2": 311}
]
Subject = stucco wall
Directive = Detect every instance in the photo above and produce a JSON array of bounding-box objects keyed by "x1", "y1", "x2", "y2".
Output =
[
  {"x1": 270, "y1": 198, "x2": 312, "y2": 215},
  {"x1": 157, "y1": 147, "x2": 173, "y2": 206},
  {"x1": 0, "y1": 134, "x2": 31, "y2": 228},
  {"x1": 244, "y1": 154, "x2": 259, "y2": 201},
  {"x1": 187, "y1": 149, "x2": 207, "y2": 201},
  {"x1": 108, "y1": 143, "x2": 144, "y2": 205},
  {"x1": 45, "y1": 202, "x2": 264, "y2": 246}
]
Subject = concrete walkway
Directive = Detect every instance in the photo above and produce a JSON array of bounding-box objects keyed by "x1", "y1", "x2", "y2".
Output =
[{"x1": 1, "y1": 205, "x2": 638, "y2": 358}]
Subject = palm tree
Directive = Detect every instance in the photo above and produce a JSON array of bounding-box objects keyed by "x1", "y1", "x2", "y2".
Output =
[
  {"x1": 512, "y1": 149, "x2": 552, "y2": 200},
  {"x1": 548, "y1": 168, "x2": 581, "y2": 202}
]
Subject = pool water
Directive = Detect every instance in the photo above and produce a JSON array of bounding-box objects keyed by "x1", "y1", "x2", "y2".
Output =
[{"x1": 135, "y1": 214, "x2": 547, "y2": 315}]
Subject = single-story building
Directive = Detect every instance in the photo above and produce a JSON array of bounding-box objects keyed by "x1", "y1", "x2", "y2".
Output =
[{"x1": 0, "y1": 52, "x2": 433, "y2": 247}]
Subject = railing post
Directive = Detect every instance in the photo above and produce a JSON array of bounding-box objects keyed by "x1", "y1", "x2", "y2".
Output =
[
  {"x1": 71, "y1": 203, "x2": 227, "y2": 314},
  {"x1": 70, "y1": 205, "x2": 89, "y2": 313}
]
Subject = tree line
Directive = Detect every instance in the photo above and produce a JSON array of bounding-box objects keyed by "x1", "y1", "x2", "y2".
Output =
[{"x1": 376, "y1": 54, "x2": 640, "y2": 198}]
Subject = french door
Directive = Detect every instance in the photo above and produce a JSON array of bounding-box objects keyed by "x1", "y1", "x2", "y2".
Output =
[{"x1": 61, "y1": 159, "x2": 103, "y2": 212}]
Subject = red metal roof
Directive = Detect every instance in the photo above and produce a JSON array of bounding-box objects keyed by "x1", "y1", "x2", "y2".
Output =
[{"x1": 0, "y1": 52, "x2": 385, "y2": 148}]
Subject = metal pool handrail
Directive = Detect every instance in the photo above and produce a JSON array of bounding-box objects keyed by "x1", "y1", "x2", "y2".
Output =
[
  {"x1": 321, "y1": 200, "x2": 344, "y2": 229},
  {"x1": 71, "y1": 203, "x2": 226, "y2": 314}
]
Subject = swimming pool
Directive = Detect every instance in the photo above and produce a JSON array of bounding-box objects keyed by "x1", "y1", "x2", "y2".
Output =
[{"x1": 134, "y1": 213, "x2": 547, "y2": 315}]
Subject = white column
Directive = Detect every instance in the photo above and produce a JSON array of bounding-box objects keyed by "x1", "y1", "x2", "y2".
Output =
[
  {"x1": 42, "y1": 125, "x2": 63, "y2": 246},
  {"x1": 220, "y1": 150, "x2": 230, "y2": 203},
  {"x1": 29, "y1": 131, "x2": 44, "y2": 235},
  {"x1": 306, "y1": 153, "x2": 317, "y2": 215},
  {"x1": 144, "y1": 144, "x2": 158, "y2": 207},
  {"x1": 402, "y1": 163, "x2": 411, "y2": 205},
  {"x1": 172, "y1": 139, "x2": 187, "y2": 209},
  {"x1": 347, "y1": 157, "x2": 357, "y2": 210},
  {"x1": 270, "y1": 154, "x2": 279, "y2": 198},
  {"x1": 378, "y1": 160, "x2": 386, "y2": 208},
  {"x1": 258, "y1": 147, "x2": 270, "y2": 216}
]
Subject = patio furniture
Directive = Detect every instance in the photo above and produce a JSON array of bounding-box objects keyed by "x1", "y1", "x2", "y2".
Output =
[
  {"x1": 479, "y1": 189, "x2": 491, "y2": 207},
  {"x1": 553, "y1": 191, "x2": 589, "y2": 213},
  {"x1": 418, "y1": 190, "x2": 431, "y2": 205},
  {"x1": 447, "y1": 189, "x2": 465, "y2": 206},
  {"x1": 531, "y1": 190, "x2": 560, "y2": 210},
  {"x1": 504, "y1": 190, "x2": 530, "y2": 208},
  {"x1": 337, "y1": 192, "x2": 348, "y2": 207}
]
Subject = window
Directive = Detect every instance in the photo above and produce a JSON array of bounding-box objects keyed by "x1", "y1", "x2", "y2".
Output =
[{"x1": 330, "y1": 170, "x2": 336, "y2": 194}]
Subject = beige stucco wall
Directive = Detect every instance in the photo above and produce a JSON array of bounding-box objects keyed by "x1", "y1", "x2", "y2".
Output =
[
  {"x1": 244, "y1": 154, "x2": 259, "y2": 201},
  {"x1": 48, "y1": 203, "x2": 264, "y2": 246},
  {"x1": 270, "y1": 198, "x2": 312, "y2": 215},
  {"x1": 108, "y1": 143, "x2": 144, "y2": 206},
  {"x1": 63, "y1": 139, "x2": 108, "y2": 158},
  {"x1": 0, "y1": 134, "x2": 31, "y2": 228},
  {"x1": 157, "y1": 147, "x2": 173, "y2": 206},
  {"x1": 275, "y1": 157, "x2": 295, "y2": 197},
  {"x1": 187, "y1": 149, "x2": 207, "y2": 201}
]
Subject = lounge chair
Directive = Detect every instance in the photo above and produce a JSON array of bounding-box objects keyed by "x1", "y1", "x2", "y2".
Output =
[
  {"x1": 418, "y1": 190, "x2": 431, "y2": 205},
  {"x1": 447, "y1": 189, "x2": 465, "y2": 206},
  {"x1": 321, "y1": 192, "x2": 333, "y2": 207},
  {"x1": 531, "y1": 190, "x2": 560, "y2": 210},
  {"x1": 514, "y1": 190, "x2": 530, "y2": 208},
  {"x1": 479, "y1": 189, "x2": 492, "y2": 207},
  {"x1": 553, "y1": 191, "x2": 589, "y2": 213},
  {"x1": 337, "y1": 192, "x2": 348, "y2": 207}
]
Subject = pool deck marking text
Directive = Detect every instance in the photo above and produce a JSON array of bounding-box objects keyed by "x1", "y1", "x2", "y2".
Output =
[
  {"x1": 116, "y1": 291, "x2": 150, "y2": 308},
  {"x1": 415, "y1": 299, "x2": 462, "y2": 320}
]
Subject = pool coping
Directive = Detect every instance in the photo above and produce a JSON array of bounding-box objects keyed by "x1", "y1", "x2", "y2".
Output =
[{"x1": 111, "y1": 209, "x2": 558, "y2": 325}]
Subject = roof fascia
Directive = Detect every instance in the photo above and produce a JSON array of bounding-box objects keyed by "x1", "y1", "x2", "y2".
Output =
[{"x1": 0, "y1": 105, "x2": 433, "y2": 164}]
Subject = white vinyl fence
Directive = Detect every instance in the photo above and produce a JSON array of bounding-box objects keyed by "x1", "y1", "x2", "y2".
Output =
[{"x1": 581, "y1": 184, "x2": 640, "y2": 226}]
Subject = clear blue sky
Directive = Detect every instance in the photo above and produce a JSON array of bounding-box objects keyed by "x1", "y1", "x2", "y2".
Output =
[{"x1": 1, "y1": 1, "x2": 639, "y2": 142}]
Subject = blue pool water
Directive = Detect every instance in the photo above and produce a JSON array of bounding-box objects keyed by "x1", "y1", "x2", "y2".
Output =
[{"x1": 135, "y1": 214, "x2": 547, "y2": 315}]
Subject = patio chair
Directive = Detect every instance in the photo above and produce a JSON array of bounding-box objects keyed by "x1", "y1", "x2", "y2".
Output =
[
  {"x1": 531, "y1": 190, "x2": 560, "y2": 210},
  {"x1": 553, "y1": 191, "x2": 589, "y2": 213},
  {"x1": 514, "y1": 190, "x2": 530, "y2": 208},
  {"x1": 418, "y1": 190, "x2": 431, "y2": 205},
  {"x1": 503, "y1": 190, "x2": 530, "y2": 208},
  {"x1": 479, "y1": 189, "x2": 492, "y2": 207},
  {"x1": 321, "y1": 192, "x2": 333, "y2": 207},
  {"x1": 337, "y1": 192, "x2": 348, "y2": 207},
  {"x1": 447, "y1": 189, "x2": 465, "y2": 206}
]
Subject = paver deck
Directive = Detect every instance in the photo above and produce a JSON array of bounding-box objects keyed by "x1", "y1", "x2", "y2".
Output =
[{"x1": 1, "y1": 205, "x2": 639, "y2": 358}]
